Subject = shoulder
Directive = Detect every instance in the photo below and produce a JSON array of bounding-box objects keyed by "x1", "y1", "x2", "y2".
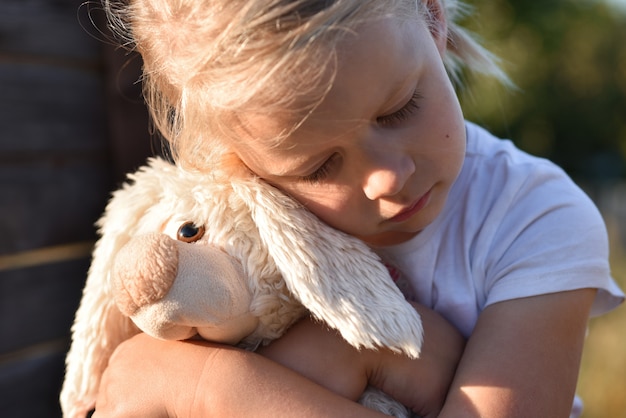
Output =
[
  {"x1": 463, "y1": 121, "x2": 567, "y2": 184},
  {"x1": 457, "y1": 122, "x2": 604, "y2": 246},
  {"x1": 457, "y1": 121, "x2": 596, "y2": 219},
  {"x1": 433, "y1": 122, "x2": 606, "y2": 255},
  {"x1": 456, "y1": 122, "x2": 622, "y2": 314}
]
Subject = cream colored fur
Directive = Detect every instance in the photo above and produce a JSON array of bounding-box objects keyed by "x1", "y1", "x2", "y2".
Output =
[{"x1": 60, "y1": 157, "x2": 423, "y2": 418}]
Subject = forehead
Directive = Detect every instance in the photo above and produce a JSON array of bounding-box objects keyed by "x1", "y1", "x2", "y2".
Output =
[
  {"x1": 232, "y1": 16, "x2": 428, "y2": 170},
  {"x1": 310, "y1": 17, "x2": 423, "y2": 116}
]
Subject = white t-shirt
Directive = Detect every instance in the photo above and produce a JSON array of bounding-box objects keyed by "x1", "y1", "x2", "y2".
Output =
[{"x1": 374, "y1": 121, "x2": 624, "y2": 416}]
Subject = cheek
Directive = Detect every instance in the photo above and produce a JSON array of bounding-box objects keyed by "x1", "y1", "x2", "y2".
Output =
[
  {"x1": 420, "y1": 99, "x2": 465, "y2": 174},
  {"x1": 441, "y1": 120, "x2": 466, "y2": 174},
  {"x1": 435, "y1": 129, "x2": 465, "y2": 163},
  {"x1": 288, "y1": 186, "x2": 360, "y2": 231}
]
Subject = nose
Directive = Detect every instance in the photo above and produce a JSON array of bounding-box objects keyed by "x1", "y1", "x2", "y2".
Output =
[{"x1": 362, "y1": 153, "x2": 415, "y2": 200}]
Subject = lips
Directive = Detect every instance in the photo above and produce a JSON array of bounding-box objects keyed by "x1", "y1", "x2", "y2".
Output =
[{"x1": 388, "y1": 189, "x2": 432, "y2": 223}]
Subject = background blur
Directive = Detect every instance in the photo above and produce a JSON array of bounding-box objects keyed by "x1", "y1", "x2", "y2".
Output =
[
  {"x1": 1, "y1": 0, "x2": 624, "y2": 417},
  {"x1": 1, "y1": 1, "x2": 157, "y2": 416},
  {"x1": 462, "y1": 1, "x2": 626, "y2": 416}
]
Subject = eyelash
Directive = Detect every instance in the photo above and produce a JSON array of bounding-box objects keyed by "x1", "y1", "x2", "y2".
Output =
[
  {"x1": 300, "y1": 153, "x2": 340, "y2": 184},
  {"x1": 377, "y1": 90, "x2": 422, "y2": 126},
  {"x1": 298, "y1": 91, "x2": 421, "y2": 184}
]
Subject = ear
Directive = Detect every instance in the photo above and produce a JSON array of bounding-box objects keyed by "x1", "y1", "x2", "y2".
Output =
[
  {"x1": 60, "y1": 239, "x2": 140, "y2": 417},
  {"x1": 236, "y1": 178, "x2": 423, "y2": 358},
  {"x1": 422, "y1": 0, "x2": 448, "y2": 57}
]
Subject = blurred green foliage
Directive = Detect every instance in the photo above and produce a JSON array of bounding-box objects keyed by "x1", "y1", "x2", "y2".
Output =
[{"x1": 459, "y1": 0, "x2": 626, "y2": 181}]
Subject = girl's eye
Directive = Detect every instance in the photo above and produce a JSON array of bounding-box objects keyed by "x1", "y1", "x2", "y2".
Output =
[
  {"x1": 177, "y1": 222, "x2": 206, "y2": 243},
  {"x1": 300, "y1": 153, "x2": 340, "y2": 184},
  {"x1": 377, "y1": 90, "x2": 422, "y2": 126}
]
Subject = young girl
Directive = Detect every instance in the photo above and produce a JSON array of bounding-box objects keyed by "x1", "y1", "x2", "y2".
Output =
[{"x1": 93, "y1": 0, "x2": 624, "y2": 417}]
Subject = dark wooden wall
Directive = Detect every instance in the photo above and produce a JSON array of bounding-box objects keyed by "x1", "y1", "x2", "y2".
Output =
[{"x1": 0, "y1": 1, "x2": 154, "y2": 416}]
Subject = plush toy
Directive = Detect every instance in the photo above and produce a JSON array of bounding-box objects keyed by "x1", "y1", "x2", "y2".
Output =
[{"x1": 60, "y1": 157, "x2": 424, "y2": 418}]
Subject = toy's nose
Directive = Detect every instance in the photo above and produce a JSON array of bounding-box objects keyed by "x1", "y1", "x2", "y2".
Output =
[{"x1": 113, "y1": 233, "x2": 179, "y2": 316}]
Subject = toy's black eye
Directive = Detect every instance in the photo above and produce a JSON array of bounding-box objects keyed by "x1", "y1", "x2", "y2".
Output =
[{"x1": 177, "y1": 222, "x2": 205, "y2": 243}]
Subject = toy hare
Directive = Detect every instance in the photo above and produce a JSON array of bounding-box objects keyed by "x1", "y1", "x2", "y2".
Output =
[{"x1": 60, "y1": 157, "x2": 423, "y2": 418}]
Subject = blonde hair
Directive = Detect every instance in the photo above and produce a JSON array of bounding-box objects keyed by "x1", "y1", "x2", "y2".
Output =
[{"x1": 103, "y1": 0, "x2": 505, "y2": 170}]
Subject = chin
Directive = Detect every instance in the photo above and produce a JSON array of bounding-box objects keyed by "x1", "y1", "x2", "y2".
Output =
[{"x1": 358, "y1": 229, "x2": 419, "y2": 247}]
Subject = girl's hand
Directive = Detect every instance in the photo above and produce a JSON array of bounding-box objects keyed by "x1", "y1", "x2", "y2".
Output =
[
  {"x1": 92, "y1": 334, "x2": 209, "y2": 418},
  {"x1": 368, "y1": 302, "x2": 465, "y2": 417},
  {"x1": 92, "y1": 334, "x2": 178, "y2": 418},
  {"x1": 258, "y1": 302, "x2": 465, "y2": 418}
]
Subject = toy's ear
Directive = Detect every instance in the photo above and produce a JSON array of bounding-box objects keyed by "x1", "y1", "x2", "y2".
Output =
[
  {"x1": 60, "y1": 269, "x2": 139, "y2": 418},
  {"x1": 235, "y1": 179, "x2": 423, "y2": 358},
  {"x1": 60, "y1": 158, "x2": 171, "y2": 417}
]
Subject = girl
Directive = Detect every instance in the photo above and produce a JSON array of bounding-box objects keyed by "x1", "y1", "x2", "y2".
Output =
[{"x1": 93, "y1": 0, "x2": 624, "y2": 416}]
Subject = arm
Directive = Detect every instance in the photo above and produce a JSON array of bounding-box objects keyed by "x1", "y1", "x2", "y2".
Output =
[
  {"x1": 93, "y1": 301, "x2": 464, "y2": 417},
  {"x1": 92, "y1": 333, "x2": 389, "y2": 418},
  {"x1": 439, "y1": 288, "x2": 596, "y2": 418},
  {"x1": 258, "y1": 302, "x2": 465, "y2": 417}
]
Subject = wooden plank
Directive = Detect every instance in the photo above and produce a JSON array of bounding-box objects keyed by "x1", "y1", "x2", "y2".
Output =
[
  {"x1": 0, "y1": 3, "x2": 124, "y2": 417},
  {"x1": 0, "y1": 348, "x2": 66, "y2": 418},
  {"x1": 0, "y1": 0, "x2": 102, "y2": 61},
  {"x1": 0, "y1": 241, "x2": 94, "y2": 272},
  {"x1": 0, "y1": 158, "x2": 111, "y2": 254},
  {"x1": 0, "y1": 259, "x2": 88, "y2": 355},
  {"x1": 0, "y1": 63, "x2": 108, "y2": 153}
]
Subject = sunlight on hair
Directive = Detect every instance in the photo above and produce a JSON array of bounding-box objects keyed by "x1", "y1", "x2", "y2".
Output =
[{"x1": 102, "y1": 0, "x2": 508, "y2": 170}]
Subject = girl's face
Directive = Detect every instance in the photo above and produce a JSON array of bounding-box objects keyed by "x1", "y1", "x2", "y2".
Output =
[{"x1": 235, "y1": 15, "x2": 466, "y2": 246}]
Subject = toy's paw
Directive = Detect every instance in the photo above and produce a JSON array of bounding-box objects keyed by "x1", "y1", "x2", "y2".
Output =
[{"x1": 359, "y1": 386, "x2": 414, "y2": 418}]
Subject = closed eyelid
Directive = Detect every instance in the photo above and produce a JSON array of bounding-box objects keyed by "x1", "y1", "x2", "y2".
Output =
[
  {"x1": 377, "y1": 90, "x2": 422, "y2": 125},
  {"x1": 300, "y1": 153, "x2": 341, "y2": 184}
]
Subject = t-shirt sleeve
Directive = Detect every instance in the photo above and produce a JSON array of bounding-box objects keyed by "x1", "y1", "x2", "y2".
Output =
[{"x1": 481, "y1": 159, "x2": 624, "y2": 316}]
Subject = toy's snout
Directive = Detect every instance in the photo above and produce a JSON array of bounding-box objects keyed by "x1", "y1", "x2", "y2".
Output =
[
  {"x1": 113, "y1": 233, "x2": 179, "y2": 317},
  {"x1": 113, "y1": 232, "x2": 259, "y2": 344}
]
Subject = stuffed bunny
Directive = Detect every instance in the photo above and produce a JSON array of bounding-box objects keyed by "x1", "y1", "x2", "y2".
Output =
[{"x1": 60, "y1": 157, "x2": 423, "y2": 418}]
